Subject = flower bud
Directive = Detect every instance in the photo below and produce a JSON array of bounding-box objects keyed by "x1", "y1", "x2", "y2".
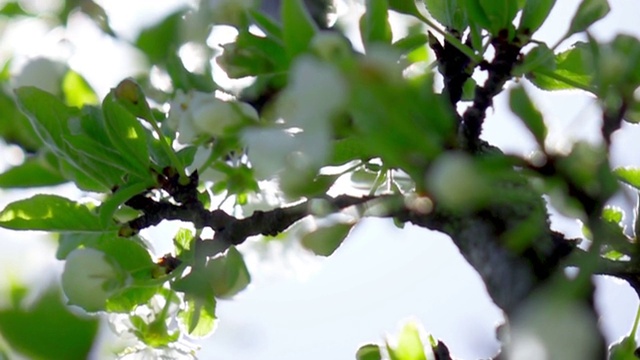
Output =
[{"x1": 61, "y1": 248, "x2": 122, "y2": 312}]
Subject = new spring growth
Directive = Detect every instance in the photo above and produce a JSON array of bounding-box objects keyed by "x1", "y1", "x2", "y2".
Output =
[
  {"x1": 114, "y1": 78, "x2": 189, "y2": 184},
  {"x1": 114, "y1": 78, "x2": 154, "y2": 122}
]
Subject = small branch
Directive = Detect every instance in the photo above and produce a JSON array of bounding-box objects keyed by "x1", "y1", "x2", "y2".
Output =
[{"x1": 461, "y1": 32, "x2": 522, "y2": 151}]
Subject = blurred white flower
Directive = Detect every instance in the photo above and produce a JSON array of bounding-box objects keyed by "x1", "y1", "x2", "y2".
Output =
[
  {"x1": 167, "y1": 90, "x2": 258, "y2": 144},
  {"x1": 242, "y1": 56, "x2": 347, "y2": 183},
  {"x1": 12, "y1": 57, "x2": 67, "y2": 95}
]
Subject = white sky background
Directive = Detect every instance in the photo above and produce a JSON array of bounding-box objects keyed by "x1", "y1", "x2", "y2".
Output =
[{"x1": 0, "y1": 0, "x2": 640, "y2": 359}]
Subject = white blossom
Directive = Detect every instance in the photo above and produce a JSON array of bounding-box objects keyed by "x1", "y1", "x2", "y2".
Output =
[{"x1": 167, "y1": 90, "x2": 257, "y2": 144}]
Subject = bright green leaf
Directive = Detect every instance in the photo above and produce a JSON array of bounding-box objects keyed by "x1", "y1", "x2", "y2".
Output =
[
  {"x1": 614, "y1": 167, "x2": 640, "y2": 190},
  {"x1": 356, "y1": 344, "x2": 382, "y2": 360},
  {"x1": 0, "y1": 194, "x2": 115, "y2": 233},
  {"x1": 180, "y1": 295, "x2": 217, "y2": 337},
  {"x1": 602, "y1": 206, "x2": 624, "y2": 224},
  {"x1": 509, "y1": 85, "x2": 547, "y2": 146},
  {"x1": 567, "y1": 0, "x2": 610, "y2": 37},
  {"x1": 301, "y1": 222, "x2": 354, "y2": 256},
  {"x1": 62, "y1": 70, "x2": 98, "y2": 108},
  {"x1": 387, "y1": 322, "x2": 428, "y2": 360},
  {"x1": 282, "y1": 0, "x2": 318, "y2": 59}
]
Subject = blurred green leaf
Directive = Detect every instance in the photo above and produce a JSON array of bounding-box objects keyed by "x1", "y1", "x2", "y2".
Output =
[
  {"x1": 0, "y1": 153, "x2": 66, "y2": 188},
  {"x1": 424, "y1": 0, "x2": 467, "y2": 31},
  {"x1": 0, "y1": 1, "x2": 27, "y2": 16},
  {"x1": 301, "y1": 222, "x2": 354, "y2": 256},
  {"x1": 282, "y1": 0, "x2": 318, "y2": 59},
  {"x1": 527, "y1": 42, "x2": 594, "y2": 92},
  {"x1": 209, "y1": 246, "x2": 251, "y2": 298},
  {"x1": 0, "y1": 286, "x2": 99, "y2": 360},
  {"x1": 477, "y1": 0, "x2": 520, "y2": 35},
  {"x1": 566, "y1": 0, "x2": 610, "y2": 38},
  {"x1": 136, "y1": 10, "x2": 187, "y2": 64},
  {"x1": 0, "y1": 194, "x2": 115, "y2": 233},
  {"x1": 514, "y1": 43, "x2": 555, "y2": 76},
  {"x1": 360, "y1": 0, "x2": 392, "y2": 49},
  {"x1": 463, "y1": 0, "x2": 492, "y2": 34},
  {"x1": 509, "y1": 85, "x2": 547, "y2": 146}
]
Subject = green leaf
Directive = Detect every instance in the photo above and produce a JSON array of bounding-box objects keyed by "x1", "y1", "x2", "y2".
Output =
[
  {"x1": 180, "y1": 295, "x2": 217, "y2": 337},
  {"x1": 174, "y1": 228, "x2": 195, "y2": 260},
  {"x1": 477, "y1": 0, "x2": 520, "y2": 34},
  {"x1": 166, "y1": 51, "x2": 217, "y2": 92},
  {"x1": 356, "y1": 344, "x2": 382, "y2": 360},
  {"x1": 89, "y1": 235, "x2": 154, "y2": 277},
  {"x1": 0, "y1": 88, "x2": 42, "y2": 152},
  {"x1": 102, "y1": 93, "x2": 151, "y2": 175},
  {"x1": 388, "y1": 0, "x2": 426, "y2": 19},
  {"x1": 301, "y1": 222, "x2": 354, "y2": 256},
  {"x1": 0, "y1": 1, "x2": 29, "y2": 16},
  {"x1": 509, "y1": 85, "x2": 546, "y2": 146},
  {"x1": 217, "y1": 30, "x2": 288, "y2": 78},
  {"x1": 107, "y1": 286, "x2": 159, "y2": 313},
  {"x1": 387, "y1": 322, "x2": 427, "y2": 360},
  {"x1": 98, "y1": 178, "x2": 155, "y2": 227},
  {"x1": 527, "y1": 42, "x2": 593, "y2": 92},
  {"x1": 614, "y1": 167, "x2": 640, "y2": 190},
  {"x1": 463, "y1": 0, "x2": 492, "y2": 33},
  {"x1": 518, "y1": 0, "x2": 556, "y2": 36},
  {"x1": 514, "y1": 43, "x2": 555, "y2": 76},
  {"x1": 0, "y1": 286, "x2": 99, "y2": 360},
  {"x1": 136, "y1": 10, "x2": 187, "y2": 64},
  {"x1": 15, "y1": 87, "x2": 122, "y2": 190},
  {"x1": 0, "y1": 194, "x2": 115, "y2": 233},
  {"x1": 282, "y1": 0, "x2": 318, "y2": 59},
  {"x1": 360, "y1": 0, "x2": 392, "y2": 49},
  {"x1": 609, "y1": 306, "x2": 640, "y2": 360},
  {"x1": 602, "y1": 206, "x2": 624, "y2": 224},
  {"x1": 62, "y1": 70, "x2": 98, "y2": 108},
  {"x1": 424, "y1": 0, "x2": 467, "y2": 31},
  {"x1": 249, "y1": 8, "x2": 283, "y2": 40},
  {"x1": 393, "y1": 33, "x2": 429, "y2": 57},
  {"x1": 209, "y1": 246, "x2": 251, "y2": 298},
  {"x1": 0, "y1": 153, "x2": 66, "y2": 188},
  {"x1": 567, "y1": 0, "x2": 610, "y2": 38},
  {"x1": 14, "y1": 86, "x2": 77, "y2": 156}
]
